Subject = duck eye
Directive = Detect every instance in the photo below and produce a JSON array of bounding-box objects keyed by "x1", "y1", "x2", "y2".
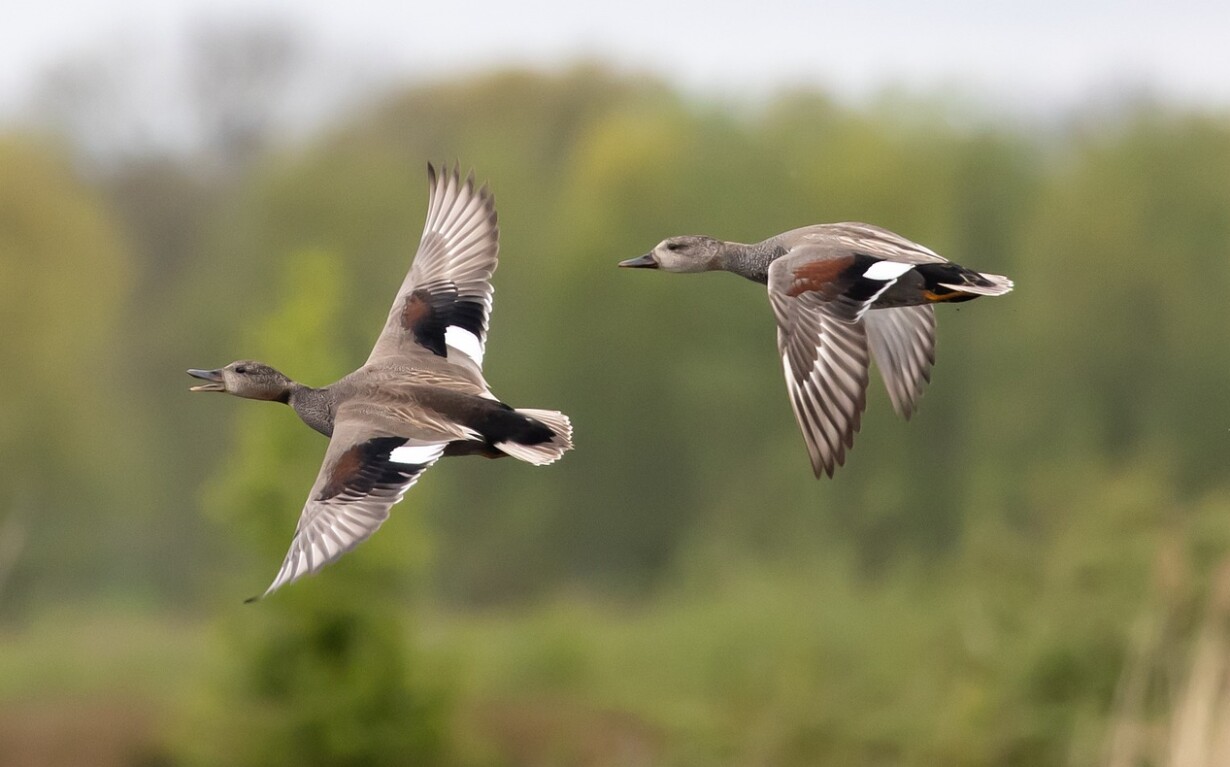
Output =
[
  {"x1": 235, "y1": 365, "x2": 248, "y2": 374},
  {"x1": 666, "y1": 242, "x2": 682, "y2": 252}
]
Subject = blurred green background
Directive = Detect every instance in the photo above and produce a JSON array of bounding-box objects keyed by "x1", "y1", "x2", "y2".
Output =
[{"x1": 3, "y1": 15, "x2": 1230, "y2": 767}]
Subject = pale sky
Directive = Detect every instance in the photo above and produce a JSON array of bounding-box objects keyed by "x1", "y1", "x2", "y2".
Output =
[{"x1": 4, "y1": 0, "x2": 1229, "y2": 118}]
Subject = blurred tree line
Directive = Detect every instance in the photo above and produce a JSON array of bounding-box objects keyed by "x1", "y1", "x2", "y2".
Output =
[
  {"x1": 3, "y1": 24, "x2": 1230, "y2": 765},
  {"x1": 2, "y1": 59, "x2": 1229, "y2": 613}
]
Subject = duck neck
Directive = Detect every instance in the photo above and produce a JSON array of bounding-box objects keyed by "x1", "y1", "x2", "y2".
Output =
[
  {"x1": 718, "y1": 240, "x2": 782, "y2": 284},
  {"x1": 287, "y1": 384, "x2": 335, "y2": 438}
]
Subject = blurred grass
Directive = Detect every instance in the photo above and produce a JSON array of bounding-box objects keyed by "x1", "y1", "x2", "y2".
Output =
[
  {"x1": 9, "y1": 566, "x2": 952, "y2": 766},
  {"x1": 1, "y1": 517, "x2": 1227, "y2": 766},
  {"x1": 0, "y1": 608, "x2": 203, "y2": 767},
  {"x1": 1, "y1": 561, "x2": 981, "y2": 765},
  {"x1": 0, "y1": 607, "x2": 204, "y2": 704}
]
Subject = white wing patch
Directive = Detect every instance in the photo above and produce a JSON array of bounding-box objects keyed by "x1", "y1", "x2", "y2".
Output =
[
  {"x1": 863, "y1": 260, "x2": 915, "y2": 281},
  {"x1": 389, "y1": 442, "x2": 447, "y2": 465},
  {"x1": 445, "y1": 325, "x2": 485, "y2": 367}
]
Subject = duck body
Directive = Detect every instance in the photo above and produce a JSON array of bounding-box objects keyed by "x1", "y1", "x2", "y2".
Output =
[
  {"x1": 189, "y1": 165, "x2": 572, "y2": 598},
  {"x1": 620, "y1": 222, "x2": 1012, "y2": 478}
]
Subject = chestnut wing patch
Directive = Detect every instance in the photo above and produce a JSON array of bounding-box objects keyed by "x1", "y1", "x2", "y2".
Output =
[
  {"x1": 365, "y1": 166, "x2": 498, "y2": 369},
  {"x1": 399, "y1": 283, "x2": 487, "y2": 359},
  {"x1": 786, "y1": 255, "x2": 854, "y2": 297},
  {"x1": 316, "y1": 436, "x2": 427, "y2": 502},
  {"x1": 787, "y1": 253, "x2": 911, "y2": 323}
]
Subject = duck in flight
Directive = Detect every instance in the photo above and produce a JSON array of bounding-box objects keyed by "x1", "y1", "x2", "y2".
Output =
[
  {"x1": 190, "y1": 165, "x2": 572, "y2": 599},
  {"x1": 620, "y1": 223, "x2": 1011, "y2": 477}
]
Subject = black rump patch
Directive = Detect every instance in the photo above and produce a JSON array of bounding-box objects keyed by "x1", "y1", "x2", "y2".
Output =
[
  {"x1": 472, "y1": 404, "x2": 554, "y2": 447},
  {"x1": 914, "y1": 262, "x2": 984, "y2": 302}
]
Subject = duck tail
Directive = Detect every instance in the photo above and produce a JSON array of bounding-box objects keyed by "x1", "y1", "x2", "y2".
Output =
[
  {"x1": 917, "y1": 263, "x2": 1014, "y2": 302},
  {"x1": 938, "y1": 271, "x2": 1014, "y2": 297},
  {"x1": 496, "y1": 408, "x2": 574, "y2": 465}
]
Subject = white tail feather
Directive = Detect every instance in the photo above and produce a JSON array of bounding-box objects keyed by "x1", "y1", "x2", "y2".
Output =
[
  {"x1": 496, "y1": 408, "x2": 574, "y2": 465},
  {"x1": 939, "y1": 272, "x2": 1014, "y2": 297}
]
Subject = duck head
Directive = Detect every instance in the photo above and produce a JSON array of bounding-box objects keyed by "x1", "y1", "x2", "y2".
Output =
[
  {"x1": 620, "y1": 235, "x2": 724, "y2": 273},
  {"x1": 187, "y1": 360, "x2": 293, "y2": 403}
]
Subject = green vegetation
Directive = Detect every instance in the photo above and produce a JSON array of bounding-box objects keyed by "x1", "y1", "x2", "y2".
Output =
[
  {"x1": 175, "y1": 252, "x2": 448, "y2": 766},
  {"x1": 2, "y1": 65, "x2": 1230, "y2": 765}
]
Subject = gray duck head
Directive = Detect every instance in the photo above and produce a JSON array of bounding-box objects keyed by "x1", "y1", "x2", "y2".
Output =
[
  {"x1": 187, "y1": 360, "x2": 294, "y2": 402},
  {"x1": 620, "y1": 235, "x2": 725, "y2": 273}
]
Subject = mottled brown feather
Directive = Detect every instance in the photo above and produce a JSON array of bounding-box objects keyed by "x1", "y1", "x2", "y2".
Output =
[
  {"x1": 786, "y1": 255, "x2": 854, "y2": 297},
  {"x1": 399, "y1": 290, "x2": 432, "y2": 331},
  {"x1": 316, "y1": 443, "x2": 365, "y2": 501}
]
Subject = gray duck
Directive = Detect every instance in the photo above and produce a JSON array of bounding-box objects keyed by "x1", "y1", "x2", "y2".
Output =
[
  {"x1": 190, "y1": 165, "x2": 573, "y2": 598},
  {"x1": 620, "y1": 222, "x2": 1012, "y2": 477}
]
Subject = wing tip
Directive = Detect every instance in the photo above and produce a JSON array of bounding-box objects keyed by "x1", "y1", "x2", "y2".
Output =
[
  {"x1": 423, "y1": 160, "x2": 497, "y2": 220},
  {"x1": 809, "y1": 449, "x2": 843, "y2": 479}
]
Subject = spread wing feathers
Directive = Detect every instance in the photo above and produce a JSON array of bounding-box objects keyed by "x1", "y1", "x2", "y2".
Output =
[
  {"x1": 366, "y1": 163, "x2": 500, "y2": 370},
  {"x1": 863, "y1": 306, "x2": 936, "y2": 420},
  {"x1": 769, "y1": 290, "x2": 871, "y2": 478},
  {"x1": 252, "y1": 424, "x2": 447, "y2": 600}
]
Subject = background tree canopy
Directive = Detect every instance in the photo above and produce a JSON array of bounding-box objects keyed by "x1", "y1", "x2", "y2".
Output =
[{"x1": 2, "y1": 58, "x2": 1229, "y2": 766}]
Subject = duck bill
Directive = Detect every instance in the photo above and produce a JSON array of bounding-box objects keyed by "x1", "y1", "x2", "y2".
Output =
[
  {"x1": 187, "y1": 368, "x2": 226, "y2": 392},
  {"x1": 619, "y1": 253, "x2": 659, "y2": 269}
]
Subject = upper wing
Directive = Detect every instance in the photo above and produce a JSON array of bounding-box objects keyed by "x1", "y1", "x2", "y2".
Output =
[
  {"x1": 768, "y1": 258, "x2": 871, "y2": 477},
  {"x1": 863, "y1": 305, "x2": 936, "y2": 420},
  {"x1": 252, "y1": 418, "x2": 451, "y2": 599},
  {"x1": 365, "y1": 164, "x2": 499, "y2": 374},
  {"x1": 787, "y1": 222, "x2": 950, "y2": 266}
]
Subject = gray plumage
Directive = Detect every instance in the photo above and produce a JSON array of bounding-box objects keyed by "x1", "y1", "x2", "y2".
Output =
[
  {"x1": 189, "y1": 165, "x2": 573, "y2": 598},
  {"x1": 620, "y1": 222, "x2": 1012, "y2": 477}
]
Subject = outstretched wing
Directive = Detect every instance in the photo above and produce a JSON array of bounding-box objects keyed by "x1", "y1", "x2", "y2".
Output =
[
  {"x1": 252, "y1": 419, "x2": 449, "y2": 599},
  {"x1": 365, "y1": 164, "x2": 499, "y2": 375},
  {"x1": 863, "y1": 305, "x2": 936, "y2": 420},
  {"x1": 768, "y1": 255, "x2": 872, "y2": 477}
]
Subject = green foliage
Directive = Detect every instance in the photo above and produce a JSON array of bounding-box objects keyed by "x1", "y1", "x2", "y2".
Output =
[
  {"x1": 430, "y1": 463, "x2": 1230, "y2": 767},
  {"x1": 5, "y1": 65, "x2": 1230, "y2": 765},
  {"x1": 176, "y1": 250, "x2": 449, "y2": 766},
  {"x1": 0, "y1": 135, "x2": 146, "y2": 610}
]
